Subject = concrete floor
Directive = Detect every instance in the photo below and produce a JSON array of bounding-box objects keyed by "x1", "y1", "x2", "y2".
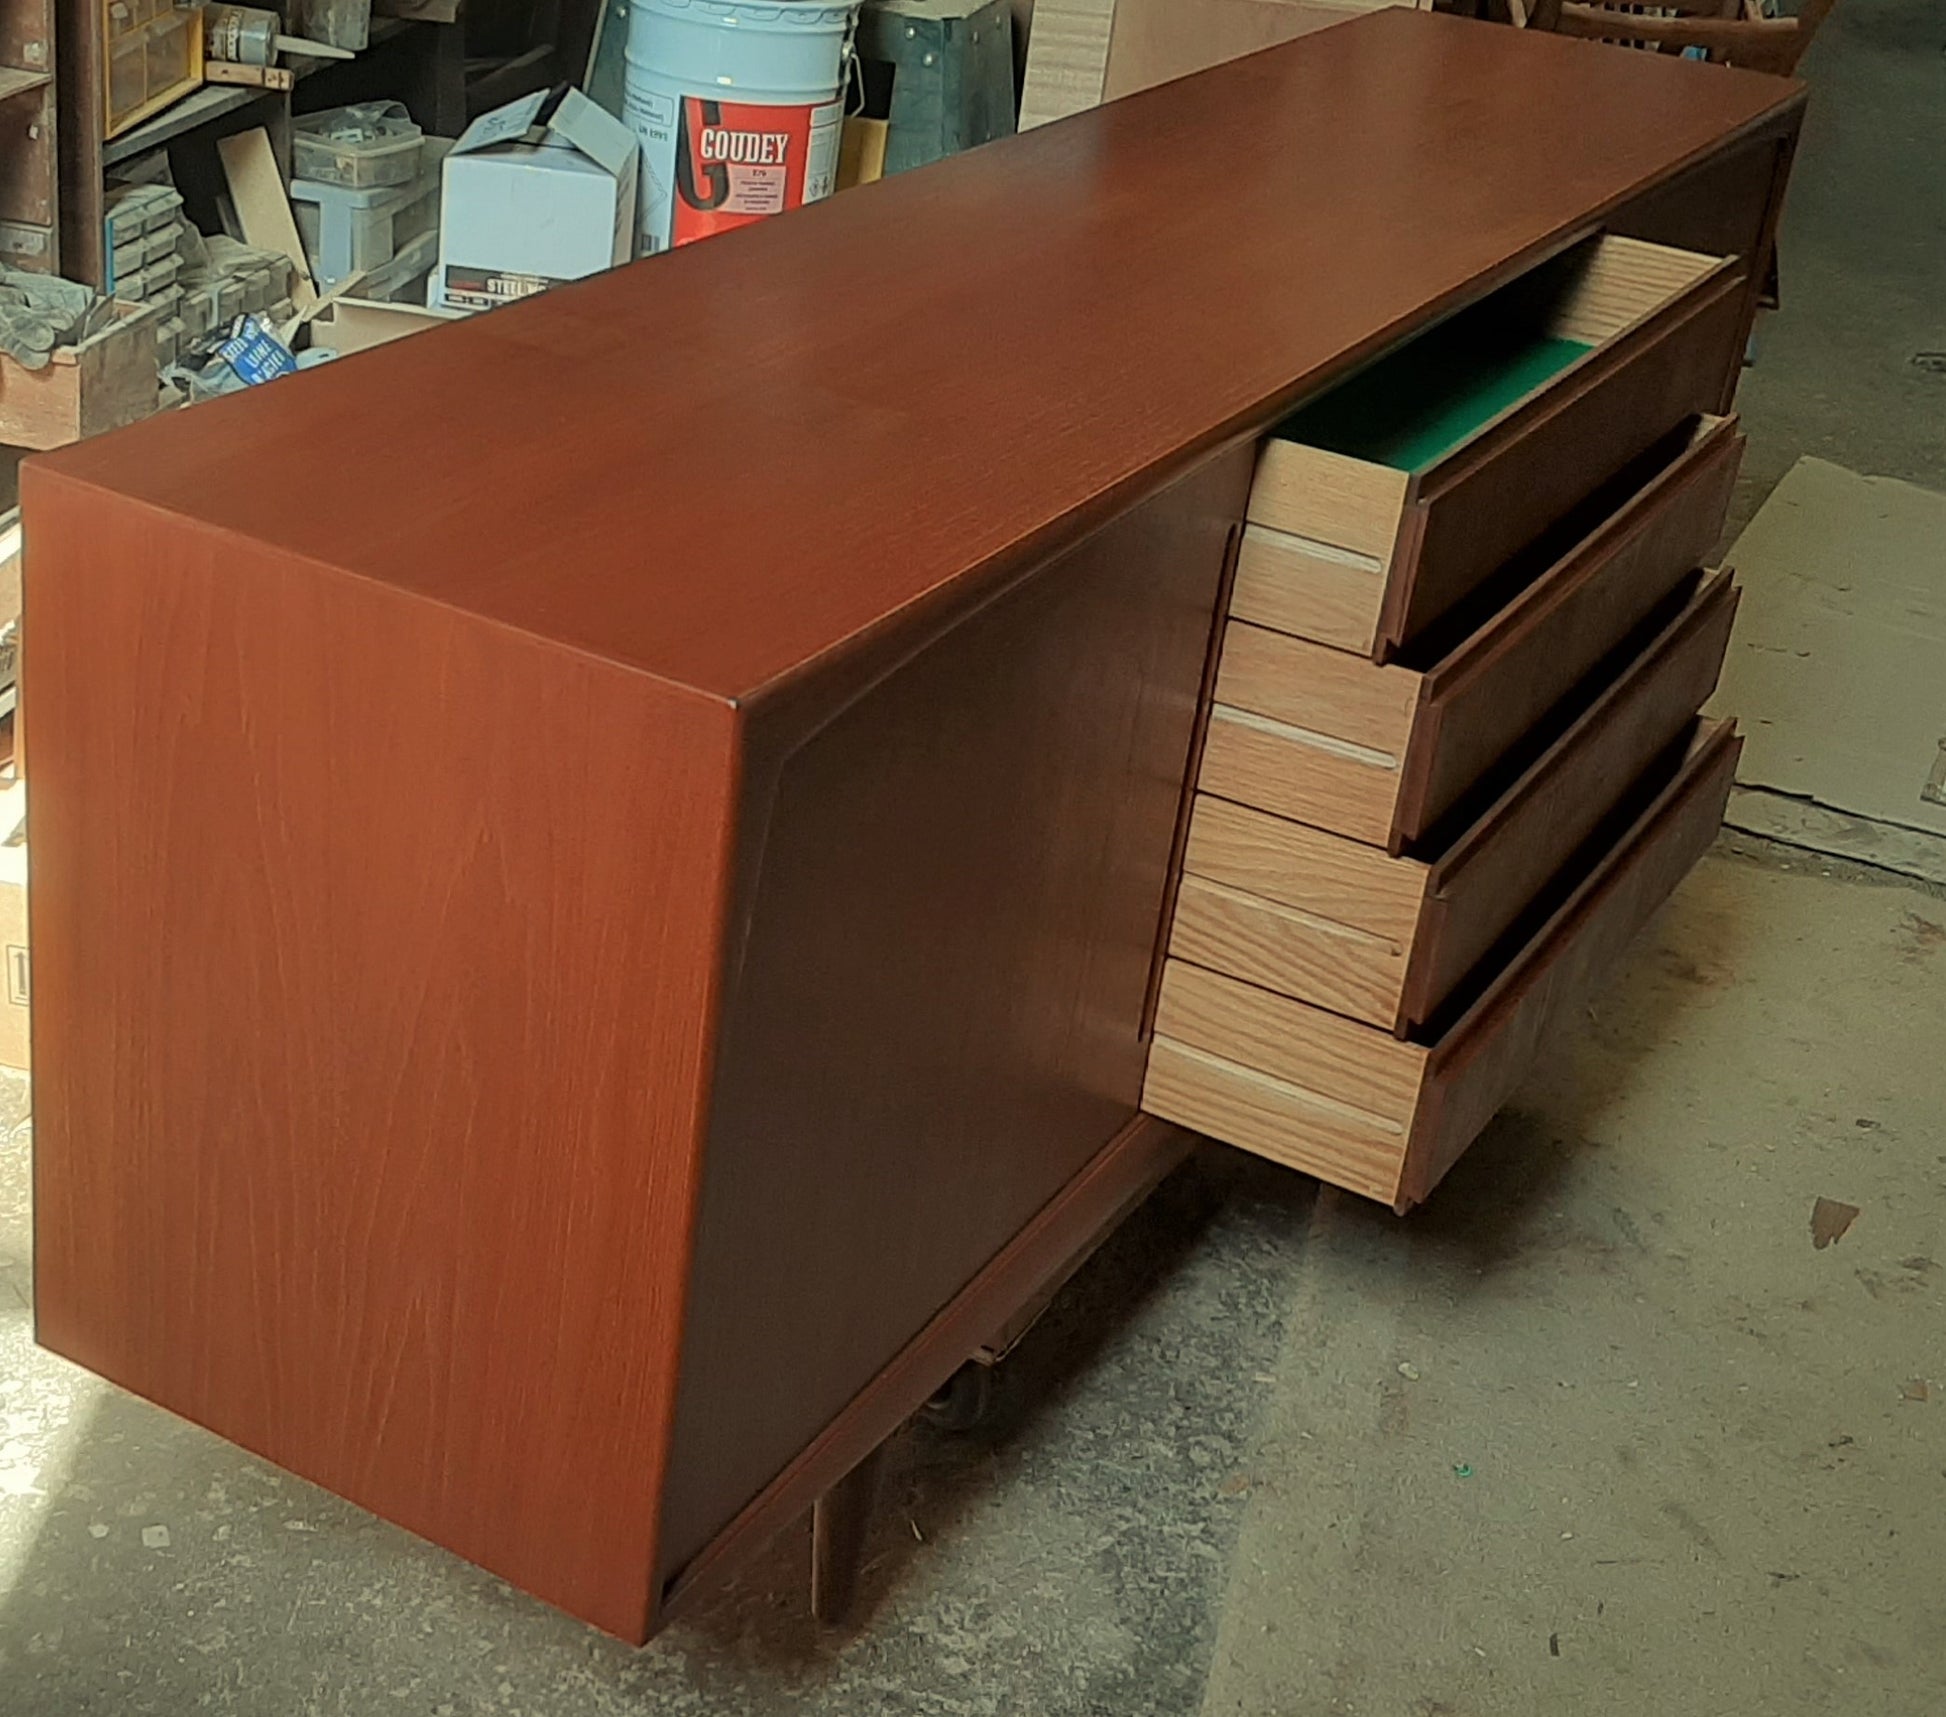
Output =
[{"x1": 4, "y1": 4, "x2": 1944, "y2": 1710}]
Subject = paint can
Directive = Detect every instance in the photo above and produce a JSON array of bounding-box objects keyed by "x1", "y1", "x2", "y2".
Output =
[{"x1": 622, "y1": 0, "x2": 861, "y2": 253}]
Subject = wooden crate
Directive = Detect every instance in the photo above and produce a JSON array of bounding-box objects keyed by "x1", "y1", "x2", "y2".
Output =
[{"x1": 0, "y1": 299, "x2": 157, "y2": 449}]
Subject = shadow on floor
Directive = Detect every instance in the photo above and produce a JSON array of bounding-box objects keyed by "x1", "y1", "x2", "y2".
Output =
[{"x1": 0, "y1": 1146, "x2": 1318, "y2": 1716}]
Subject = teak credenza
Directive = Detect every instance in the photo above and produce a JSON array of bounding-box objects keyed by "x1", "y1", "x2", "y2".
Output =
[{"x1": 24, "y1": 11, "x2": 1801, "y2": 1643}]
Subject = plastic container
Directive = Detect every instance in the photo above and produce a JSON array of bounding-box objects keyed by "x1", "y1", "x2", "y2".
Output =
[
  {"x1": 622, "y1": 0, "x2": 859, "y2": 252},
  {"x1": 292, "y1": 175, "x2": 439, "y2": 291},
  {"x1": 108, "y1": 236, "x2": 144, "y2": 286},
  {"x1": 124, "y1": 253, "x2": 181, "y2": 301},
  {"x1": 102, "y1": 183, "x2": 182, "y2": 247},
  {"x1": 102, "y1": 0, "x2": 204, "y2": 139},
  {"x1": 293, "y1": 103, "x2": 425, "y2": 189},
  {"x1": 180, "y1": 284, "x2": 217, "y2": 337},
  {"x1": 360, "y1": 228, "x2": 438, "y2": 302}
]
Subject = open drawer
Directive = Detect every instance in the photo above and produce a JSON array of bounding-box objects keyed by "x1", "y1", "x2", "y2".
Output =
[
  {"x1": 1236, "y1": 234, "x2": 1745, "y2": 661},
  {"x1": 1201, "y1": 415, "x2": 1743, "y2": 848},
  {"x1": 1172, "y1": 568, "x2": 1739, "y2": 1033},
  {"x1": 1143, "y1": 720, "x2": 1742, "y2": 1211}
]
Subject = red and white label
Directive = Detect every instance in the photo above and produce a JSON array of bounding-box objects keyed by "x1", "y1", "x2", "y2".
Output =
[{"x1": 627, "y1": 91, "x2": 844, "y2": 253}]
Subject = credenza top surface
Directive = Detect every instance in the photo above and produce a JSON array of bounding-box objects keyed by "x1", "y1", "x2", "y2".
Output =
[{"x1": 31, "y1": 9, "x2": 1799, "y2": 704}]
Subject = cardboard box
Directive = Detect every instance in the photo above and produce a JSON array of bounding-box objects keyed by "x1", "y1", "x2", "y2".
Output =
[
  {"x1": 0, "y1": 780, "x2": 26, "y2": 1072},
  {"x1": 433, "y1": 87, "x2": 639, "y2": 313},
  {"x1": 309, "y1": 296, "x2": 466, "y2": 355},
  {"x1": 0, "y1": 299, "x2": 160, "y2": 452}
]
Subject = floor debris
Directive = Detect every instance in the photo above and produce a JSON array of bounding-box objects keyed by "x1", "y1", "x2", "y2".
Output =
[{"x1": 1810, "y1": 1198, "x2": 1861, "y2": 1249}]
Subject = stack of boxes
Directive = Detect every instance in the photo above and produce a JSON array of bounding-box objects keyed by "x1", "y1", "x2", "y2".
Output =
[
  {"x1": 177, "y1": 238, "x2": 299, "y2": 361},
  {"x1": 102, "y1": 183, "x2": 190, "y2": 364}
]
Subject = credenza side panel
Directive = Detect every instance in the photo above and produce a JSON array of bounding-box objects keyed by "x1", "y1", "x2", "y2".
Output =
[
  {"x1": 24, "y1": 467, "x2": 739, "y2": 1643},
  {"x1": 656, "y1": 448, "x2": 1255, "y2": 1583}
]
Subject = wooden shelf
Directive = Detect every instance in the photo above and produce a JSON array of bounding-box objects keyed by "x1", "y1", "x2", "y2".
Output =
[
  {"x1": 0, "y1": 66, "x2": 51, "y2": 102},
  {"x1": 102, "y1": 82, "x2": 266, "y2": 165},
  {"x1": 100, "y1": 17, "x2": 419, "y2": 166}
]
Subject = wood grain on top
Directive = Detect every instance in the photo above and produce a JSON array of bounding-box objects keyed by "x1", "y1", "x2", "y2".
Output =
[{"x1": 30, "y1": 11, "x2": 1799, "y2": 704}]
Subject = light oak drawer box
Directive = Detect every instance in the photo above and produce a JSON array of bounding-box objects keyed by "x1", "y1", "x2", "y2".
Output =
[
  {"x1": 1201, "y1": 414, "x2": 1742, "y2": 849},
  {"x1": 1144, "y1": 721, "x2": 1741, "y2": 1211},
  {"x1": 1174, "y1": 567, "x2": 1739, "y2": 1033},
  {"x1": 1236, "y1": 234, "x2": 1744, "y2": 661}
]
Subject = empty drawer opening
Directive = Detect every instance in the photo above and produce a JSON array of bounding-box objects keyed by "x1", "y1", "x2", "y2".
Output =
[{"x1": 1269, "y1": 234, "x2": 1722, "y2": 476}]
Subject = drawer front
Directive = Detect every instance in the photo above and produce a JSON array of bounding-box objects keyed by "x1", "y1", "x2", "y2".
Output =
[
  {"x1": 1143, "y1": 1034, "x2": 1411, "y2": 1206},
  {"x1": 1379, "y1": 269, "x2": 1746, "y2": 657},
  {"x1": 1402, "y1": 719, "x2": 1742, "y2": 1205},
  {"x1": 1402, "y1": 569, "x2": 1739, "y2": 1028},
  {"x1": 1144, "y1": 958, "x2": 1425, "y2": 1203},
  {"x1": 1141, "y1": 723, "x2": 1740, "y2": 1210},
  {"x1": 1398, "y1": 413, "x2": 1743, "y2": 840}
]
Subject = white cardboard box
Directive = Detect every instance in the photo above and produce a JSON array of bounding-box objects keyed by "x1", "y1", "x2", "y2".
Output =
[{"x1": 433, "y1": 87, "x2": 639, "y2": 313}]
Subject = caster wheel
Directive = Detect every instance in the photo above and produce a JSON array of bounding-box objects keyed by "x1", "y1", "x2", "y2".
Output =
[{"x1": 922, "y1": 1361, "x2": 995, "y2": 1432}]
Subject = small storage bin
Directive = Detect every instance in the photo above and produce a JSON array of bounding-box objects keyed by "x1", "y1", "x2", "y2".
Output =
[
  {"x1": 293, "y1": 103, "x2": 424, "y2": 189},
  {"x1": 101, "y1": 0, "x2": 203, "y2": 139},
  {"x1": 103, "y1": 182, "x2": 182, "y2": 245},
  {"x1": 293, "y1": 176, "x2": 439, "y2": 290}
]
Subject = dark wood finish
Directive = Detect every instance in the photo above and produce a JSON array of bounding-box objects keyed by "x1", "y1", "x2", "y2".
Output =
[
  {"x1": 0, "y1": 0, "x2": 59, "y2": 272},
  {"x1": 1403, "y1": 720, "x2": 1741, "y2": 1205},
  {"x1": 51, "y1": 0, "x2": 98, "y2": 283},
  {"x1": 23, "y1": 468, "x2": 741, "y2": 1643},
  {"x1": 1145, "y1": 520, "x2": 1245, "y2": 1039},
  {"x1": 810, "y1": 1447, "x2": 884, "y2": 1625},
  {"x1": 659, "y1": 1113, "x2": 1195, "y2": 1622},
  {"x1": 24, "y1": 12, "x2": 1802, "y2": 1643},
  {"x1": 38, "y1": 11, "x2": 1801, "y2": 701},
  {"x1": 1398, "y1": 412, "x2": 1743, "y2": 842},
  {"x1": 654, "y1": 447, "x2": 1251, "y2": 1581},
  {"x1": 1379, "y1": 264, "x2": 1747, "y2": 657},
  {"x1": 1609, "y1": 129, "x2": 1800, "y2": 373},
  {"x1": 1404, "y1": 569, "x2": 1738, "y2": 1027}
]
